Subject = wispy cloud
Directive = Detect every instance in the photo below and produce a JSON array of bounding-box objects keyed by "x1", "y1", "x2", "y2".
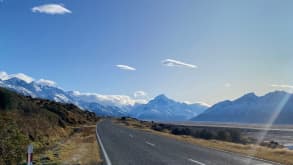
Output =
[
  {"x1": 134, "y1": 91, "x2": 147, "y2": 98},
  {"x1": 116, "y1": 64, "x2": 136, "y2": 71},
  {"x1": 162, "y1": 59, "x2": 197, "y2": 69},
  {"x1": 271, "y1": 84, "x2": 293, "y2": 89},
  {"x1": 32, "y1": 4, "x2": 71, "y2": 15},
  {"x1": 71, "y1": 91, "x2": 147, "y2": 106}
]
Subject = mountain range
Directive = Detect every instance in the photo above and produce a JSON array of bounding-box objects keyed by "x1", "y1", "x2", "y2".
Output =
[
  {"x1": 0, "y1": 71, "x2": 208, "y2": 121},
  {"x1": 192, "y1": 91, "x2": 293, "y2": 124},
  {"x1": 2, "y1": 71, "x2": 293, "y2": 124}
]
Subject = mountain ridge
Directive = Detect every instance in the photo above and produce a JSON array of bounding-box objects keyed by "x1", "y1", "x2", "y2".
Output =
[
  {"x1": 0, "y1": 71, "x2": 208, "y2": 120},
  {"x1": 192, "y1": 91, "x2": 293, "y2": 124}
]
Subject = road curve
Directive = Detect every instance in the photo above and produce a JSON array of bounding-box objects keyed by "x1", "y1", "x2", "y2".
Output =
[{"x1": 96, "y1": 119, "x2": 277, "y2": 165}]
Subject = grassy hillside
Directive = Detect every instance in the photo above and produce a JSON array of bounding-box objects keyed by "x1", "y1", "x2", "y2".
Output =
[{"x1": 0, "y1": 87, "x2": 99, "y2": 164}]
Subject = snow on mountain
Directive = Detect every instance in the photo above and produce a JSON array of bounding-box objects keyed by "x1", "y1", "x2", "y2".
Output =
[
  {"x1": 36, "y1": 79, "x2": 57, "y2": 87},
  {"x1": 0, "y1": 71, "x2": 34, "y2": 83},
  {"x1": 130, "y1": 94, "x2": 208, "y2": 121},
  {"x1": 0, "y1": 71, "x2": 145, "y2": 116},
  {"x1": 0, "y1": 71, "x2": 208, "y2": 120}
]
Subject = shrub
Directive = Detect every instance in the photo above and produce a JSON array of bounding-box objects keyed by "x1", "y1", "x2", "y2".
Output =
[
  {"x1": 198, "y1": 129, "x2": 215, "y2": 140},
  {"x1": 217, "y1": 130, "x2": 232, "y2": 141},
  {"x1": 151, "y1": 124, "x2": 164, "y2": 131},
  {"x1": 0, "y1": 116, "x2": 29, "y2": 164},
  {"x1": 229, "y1": 130, "x2": 241, "y2": 143},
  {"x1": 171, "y1": 127, "x2": 191, "y2": 135}
]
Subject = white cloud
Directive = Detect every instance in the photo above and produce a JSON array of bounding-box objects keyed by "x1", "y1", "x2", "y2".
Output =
[
  {"x1": 271, "y1": 84, "x2": 293, "y2": 90},
  {"x1": 134, "y1": 91, "x2": 147, "y2": 98},
  {"x1": 162, "y1": 59, "x2": 197, "y2": 69},
  {"x1": 32, "y1": 4, "x2": 71, "y2": 15},
  {"x1": 36, "y1": 79, "x2": 57, "y2": 87},
  {"x1": 116, "y1": 64, "x2": 136, "y2": 71},
  {"x1": 70, "y1": 91, "x2": 146, "y2": 107}
]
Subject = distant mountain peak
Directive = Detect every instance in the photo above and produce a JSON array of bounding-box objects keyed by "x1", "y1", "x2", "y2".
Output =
[
  {"x1": 150, "y1": 94, "x2": 174, "y2": 104},
  {"x1": 243, "y1": 92, "x2": 257, "y2": 97},
  {"x1": 154, "y1": 94, "x2": 169, "y2": 100},
  {"x1": 235, "y1": 92, "x2": 258, "y2": 102},
  {"x1": 265, "y1": 90, "x2": 289, "y2": 96}
]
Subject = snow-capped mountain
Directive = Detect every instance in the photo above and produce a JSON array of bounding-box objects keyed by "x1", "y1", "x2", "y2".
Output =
[
  {"x1": 191, "y1": 91, "x2": 293, "y2": 124},
  {"x1": 0, "y1": 71, "x2": 138, "y2": 116},
  {"x1": 130, "y1": 94, "x2": 209, "y2": 121},
  {"x1": 0, "y1": 71, "x2": 208, "y2": 119}
]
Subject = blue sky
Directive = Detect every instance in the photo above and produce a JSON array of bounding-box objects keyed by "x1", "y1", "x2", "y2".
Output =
[{"x1": 1, "y1": 0, "x2": 293, "y2": 104}]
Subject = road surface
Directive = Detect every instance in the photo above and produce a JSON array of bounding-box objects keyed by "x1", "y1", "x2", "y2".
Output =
[{"x1": 96, "y1": 120, "x2": 277, "y2": 165}]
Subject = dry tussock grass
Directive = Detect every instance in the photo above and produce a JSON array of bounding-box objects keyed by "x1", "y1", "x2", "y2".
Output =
[
  {"x1": 34, "y1": 125, "x2": 102, "y2": 165},
  {"x1": 59, "y1": 125, "x2": 102, "y2": 165}
]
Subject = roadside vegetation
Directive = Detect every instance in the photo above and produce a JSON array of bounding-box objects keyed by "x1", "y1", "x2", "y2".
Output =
[
  {"x1": 118, "y1": 117, "x2": 293, "y2": 165},
  {"x1": 34, "y1": 125, "x2": 102, "y2": 165},
  {"x1": 0, "y1": 87, "x2": 101, "y2": 164}
]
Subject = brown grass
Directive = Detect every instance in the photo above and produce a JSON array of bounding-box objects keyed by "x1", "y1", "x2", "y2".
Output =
[
  {"x1": 59, "y1": 126, "x2": 102, "y2": 165},
  {"x1": 117, "y1": 118, "x2": 293, "y2": 165}
]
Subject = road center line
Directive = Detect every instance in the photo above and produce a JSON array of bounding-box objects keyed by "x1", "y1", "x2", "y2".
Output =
[
  {"x1": 96, "y1": 125, "x2": 112, "y2": 165},
  {"x1": 188, "y1": 158, "x2": 205, "y2": 165},
  {"x1": 145, "y1": 141, "x2": 155, "y2": 147},
  {"x1": 129, "y1": 134, "x2": 134, "y2": 138}
]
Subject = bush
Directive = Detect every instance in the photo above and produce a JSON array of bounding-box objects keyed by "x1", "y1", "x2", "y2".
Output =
[
  {"x1": 216, "y1": 130, "x2": 232, "y2": 141},
  {"x1": 229, "y1": 130, "x2": 241, "y2": 143},
  {"x1": 151, "y1": 124, "x2": 164, "y2": 131},
  {"x1": 171, "y1": 127, "x2": 191, "y2": 135},
  {"x1": 0, "y1": 116, "x2": 29, "y2": 164},
  {"x1": 198, "y1": 129, "x2": 215, "y2": 140}
]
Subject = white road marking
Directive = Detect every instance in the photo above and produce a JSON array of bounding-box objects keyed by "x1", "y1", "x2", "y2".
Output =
[
  {"x1": 145, "y1": 141, "x2": 155, "y2": 147},
  {"x1": 188, "y1": 158, "x2": 206, "y2": 165},
  {"x1": 129, "y1": 134, "x2": 134, "y2": 138},
  {"x1": 96, "y1": 125, "x2": 112, "y2": 165}
]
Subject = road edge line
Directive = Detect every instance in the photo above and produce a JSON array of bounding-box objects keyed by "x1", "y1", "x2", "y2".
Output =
[
  {"x1": 188, "y1": 158, "x2": 206, "y2": 165},
  {"x1": 96, "y1": 123, "x2": 112, "y2": 165}
]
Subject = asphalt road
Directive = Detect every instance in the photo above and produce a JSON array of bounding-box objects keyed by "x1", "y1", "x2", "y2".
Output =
[{"x1": 96, "y1": 120, "x2": 277, "y2": 165}]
